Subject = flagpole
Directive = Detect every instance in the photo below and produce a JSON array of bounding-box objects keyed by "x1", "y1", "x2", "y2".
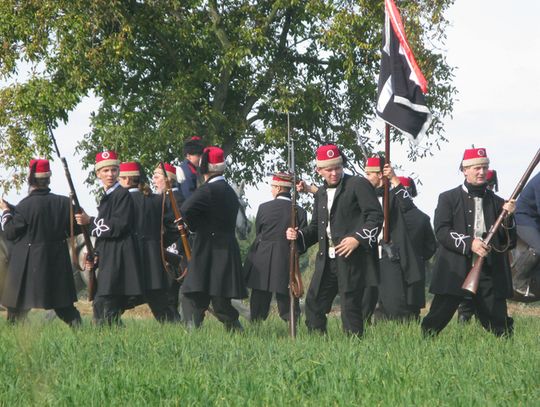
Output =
[{"x1": 383, "y1": 123, "x2": 390, "y2": 243}]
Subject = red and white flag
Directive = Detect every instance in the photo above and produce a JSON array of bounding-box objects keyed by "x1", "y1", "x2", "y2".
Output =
[{"x1": 376, "y1": 0, "x2": 432, "y2": 142}]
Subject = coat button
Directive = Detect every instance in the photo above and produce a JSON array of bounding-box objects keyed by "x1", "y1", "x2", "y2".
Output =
[
  {"x1": 320, "y1": 236, "x2": 323, "y2": 240},
  {"x1": 468, "y1": 224, "x2": 471, "y2": 227},
  {"x1": 319, "y1": 252, "x2": 323, "y2": 256}
]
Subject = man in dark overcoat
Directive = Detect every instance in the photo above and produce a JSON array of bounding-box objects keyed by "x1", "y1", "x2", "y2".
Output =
[
  {"x1": 152, "y1": 162, "x2": 186, "y2": 319},
  {"x1": 75, "y1": 151, "x2": 144, "y2": 326},
  {"x1": 362, "y1": 158, "x2": 425, "y2": 322},
  {"x1": 421, "y1": 148, "x2": 516, "y2": 337},
  {"x1": 458, "y1": 169, "x2": 500, "y2": 322},
  {"x1": 244, "y1": 172, "x2": 308, "y2": 323},
  {"x1": 118, "y1": 162, "x2": 180, "y2": 322},
  {"x1": 287, "y1": 145, "x2": 383, "y2": 336},
  {"x1": 0, "y1": 159, "x2": 81, "y2": 326},
  {"x1": 180, "y1": 146, "x2": 248, "y2": 331}
]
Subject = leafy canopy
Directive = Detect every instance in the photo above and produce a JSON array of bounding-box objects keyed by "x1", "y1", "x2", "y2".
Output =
[{"x1": 0, "y1": 0, "x2": 456, "y2": 191}]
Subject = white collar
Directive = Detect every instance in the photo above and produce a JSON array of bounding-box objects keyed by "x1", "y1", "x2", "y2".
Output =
[
  {"x1": 208, "y1": 175, "x2": 225, "y2": 184},
  {"x1": 128, "y1": 188, "x2": 139, "y2": 193},
  {"x1": 105, "y1": 182, "x2": 120, "y2": 195},
  {"x1": 276, "y1": 196, "x2": 291, "y2": 201}
]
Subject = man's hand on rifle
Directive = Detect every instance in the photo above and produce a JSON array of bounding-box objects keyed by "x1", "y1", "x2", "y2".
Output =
[
  {"x1": 74, "y1": 211, "x2": 91, "y2": 226},
  {"x1": 503, "y1": 199, "x2": 516, "y2": 215},
  {"x1": 472, "y1": 238, "x2": 491, "y2": 258},
  {"x1": 83, "y1": 252, "x2": 97, "y2": 271},
  {"x1": 335, "y1": 237, "x2": 360, "y2": 258},
  {"x1": 286, "y1": 227, "x2": 298, "y2": 241}
]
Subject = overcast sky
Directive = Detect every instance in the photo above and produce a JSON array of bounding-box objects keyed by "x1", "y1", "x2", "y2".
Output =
[{"x1": 3, "y1": 0, "x2": 540, "y2": 220}]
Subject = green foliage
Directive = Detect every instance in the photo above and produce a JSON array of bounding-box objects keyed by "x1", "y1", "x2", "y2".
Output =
[
  {"x1": 0, "y1": 313, "x2": 538, "y2": 405},
  {"x1": 0, "y1": 0, "x2": 457, "y2": 192}
]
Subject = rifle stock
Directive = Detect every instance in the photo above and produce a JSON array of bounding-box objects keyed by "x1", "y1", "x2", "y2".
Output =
[
  {"x1": 462, "y1": 147, "x2": 540, "y2": 294},
  {"x1": 49, "y1": 128, "x2": 97, "y2": 301},
  {"x1": 287, "y1": 114, "x2": 303, "y2": 338},
  {"x1": 160, "y1": 163, "x2": 191, "y2": 276}
]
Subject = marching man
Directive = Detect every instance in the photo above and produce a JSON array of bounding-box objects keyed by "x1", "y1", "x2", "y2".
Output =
[{"x1": 421, "y1": 148, "x2": 516, "y2": 337}]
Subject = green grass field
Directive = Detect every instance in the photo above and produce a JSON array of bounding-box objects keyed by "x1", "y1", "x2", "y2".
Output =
[{"x1": 0, "y1": 310, "x2": 538, "y2": 406}]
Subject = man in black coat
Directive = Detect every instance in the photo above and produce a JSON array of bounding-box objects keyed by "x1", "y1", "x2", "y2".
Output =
[
  {"x1": 152, "y1": 162, "x2": 186, "y2": 319},
  {"x1": 362, "y1": 158, "x2": 425, "y2": 322},
  {"x1": 180, "y1": 146, "x2": 248, "y2": 331},
  {"x1": 76, "y1": 151, "x2": 144, "y2": 326},
  {"x1": 118, "y1": 162, "x2": 180, "y2": 322},
  {"x1": 287, "y1": 144, "x2": 383, "y2": 336},
  {"x1": 244, "y1": 172, "x2": 308, "y2": 323},
  {"x1": 421, "y1": 148, "x2": 516, "y2": 337},
  {"x1": 0, "y1": 159, "x2": 81, "y2": 326},
  {"x1": 458, "y1": 169, "x2": 499, "y2": 322}
]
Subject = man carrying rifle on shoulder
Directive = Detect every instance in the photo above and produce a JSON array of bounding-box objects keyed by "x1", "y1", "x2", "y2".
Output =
[
  {"x1": 179, "y1": 146, "x2": 248, "y2": 331},
  {"x1": 421, "y1": 148, "x2": 516, "y2": 337},
  {"x1": 244, "y1": 172, "x2": 308, "y2": 325},
  {"x1": 287, "y1": 144, "x2": 383, "y2": 337},
  {"x1": 0, "y1": 159, "x2": 82, "y2": 326},
  {"x1": 75, "y1": 151, "x2": 144, "y2": 326},
  {"x1": 152, "y1": 162, "x2": 186, "y2": 320}
]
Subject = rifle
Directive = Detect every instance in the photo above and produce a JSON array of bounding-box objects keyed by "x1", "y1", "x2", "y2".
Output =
[
  {"x1": 462, "y1": 147, "x2": 540, "y2": 294},
  {"x1": 287, "y1": 113, "x2": 303, "y2": 338},
  {"x1": 160, "y1": 162, "x2": 191, "y2": 277},
  {"x1": 47, "y1": 125, "x2": 98, "y2": 301}
]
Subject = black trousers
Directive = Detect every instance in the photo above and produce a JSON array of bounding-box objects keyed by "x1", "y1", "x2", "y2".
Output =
[
  {"x1": 422, "y1": 272, "x2": 513, "y2": 337},
  {"x1": 305, "y1": 258, "x2": 364, "y2": 336},
  {"x1": 182, "y1": 292, "x2": 240, "y2": 328},
  {"x1": 457, "y1": 296, "x2": 476, "y2": 321},
  {"x1": 7, "y1": 305, "x2": 81, "y2": 327},
  {"x1": 249, "y1": 289, "x2": 300, "y2": 322},
  {"x1": 361, "y1": 286, "x2": 378, "y2": 324},
  {"x1": 146, "y1": 289, "x2": 180, "y2": 323},
  {"x1": 93, "y1": 295, "x2": 124, "y2": 326}
]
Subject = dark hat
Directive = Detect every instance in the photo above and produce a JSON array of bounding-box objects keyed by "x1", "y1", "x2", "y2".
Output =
[{"x1": 183, "y1": 136, "x2": 204, "y2": 156}]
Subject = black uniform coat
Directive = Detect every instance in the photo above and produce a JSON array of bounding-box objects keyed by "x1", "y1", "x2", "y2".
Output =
[
  {"x1": 300, "y1": 174, "x2": 383, "y2": 295},
  {"x1": 129, "y1": 189, "x2": 169, "y2": 291},
  {"x1": 244, "y1": 194, "x2": 308, "y2": 295},
  {"x1": 378, "y1": 185, "x2": 426, "y2": 308},
  {"x1": 429, "y1": 185, "x2": 516, "y2": 298},
  {"x1": 1, "y1": 189, "x2": 78, "y2": 309},
  {"x1": 384, "y1": 185, "x2": 425, "y2": 286},
  {"x1": 180, "y1": 176, "x2": 248, "y2": 299},
  {"x1": 399, "y1": 204, "x2": 437, "y2": 307},
  {"x1": 91, "y1": 183, "x2": 144, "y2": 297}
]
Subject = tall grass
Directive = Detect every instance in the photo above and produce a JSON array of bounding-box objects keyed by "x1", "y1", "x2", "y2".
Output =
[{"x1": 0, "y1": 313, "x2": 538, "y2": 406}]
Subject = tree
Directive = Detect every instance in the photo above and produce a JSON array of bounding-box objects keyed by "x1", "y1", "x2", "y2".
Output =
[{"x1": 0, "y1": 0, "x2": 456, "y2": 192}]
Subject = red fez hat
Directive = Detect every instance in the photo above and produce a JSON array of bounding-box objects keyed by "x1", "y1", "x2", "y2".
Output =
[
  {"x1": 95, "y1": 151, "x2": 120, "y2": 171},
  {"x1": 316, "y1": 145, "x2": 343, "y2": 168},
  {"x1": 398, "y1": 176, "x2": 412, "y2": 187},
  {"x1": 163, "y1": 163, "x2": 177, "y2": 181},
  {"x1": 203, "y1": 146, "x2": 226, "y2": 173},
  {"x1": 29, "y1": 159, "x2": 51, "y2": 178},
  {"x1": 119, "y1": 162, "x2": 141, "y2": 177},
  {"x1": 462, "y1": 148, "x2": 489, "y2": 167},
  {"x1": 270, "y1": 172, "x2": 293, "y2": 188},
  {"x1": 365, "y1": 157, "x2": 382, "y2": 173}
]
